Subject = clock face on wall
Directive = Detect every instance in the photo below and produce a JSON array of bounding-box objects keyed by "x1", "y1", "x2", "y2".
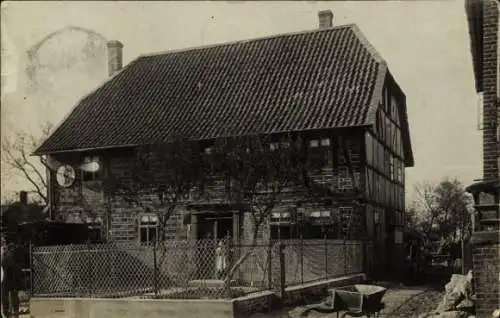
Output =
[{"x1": 56, "y1": 164, "x2": 76, "y2": 188}]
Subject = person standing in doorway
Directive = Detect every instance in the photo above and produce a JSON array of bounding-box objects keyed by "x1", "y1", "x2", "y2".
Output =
[{"x1": 215, "y1": 239, "x2": 228, "y2": 279}]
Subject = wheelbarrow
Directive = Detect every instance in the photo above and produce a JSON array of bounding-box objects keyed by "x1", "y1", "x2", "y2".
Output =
[{"x1": 300, "y1": 284, "x2": 386, "y2": 318}]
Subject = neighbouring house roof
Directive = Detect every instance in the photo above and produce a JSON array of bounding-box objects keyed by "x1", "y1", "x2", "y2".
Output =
[
  {"x1": 34, "y1": 23, "x2": 413, "y2": 165},
  {"x1": 1, "y1": 202, "x2": 47, "y2": 233}
]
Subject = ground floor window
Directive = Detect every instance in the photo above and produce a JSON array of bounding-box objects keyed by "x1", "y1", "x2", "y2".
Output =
[{"x1": 139, "y1": 214, "x2": 159, "y2": 244}]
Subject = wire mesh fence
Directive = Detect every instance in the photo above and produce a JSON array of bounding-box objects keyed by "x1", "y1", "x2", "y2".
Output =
[
  {"x1": 31, "y1": 239, "x2": 366, "y2": 299},
  {"x1": 277, "y1": 239, "x2": 364, "y2": 287}
]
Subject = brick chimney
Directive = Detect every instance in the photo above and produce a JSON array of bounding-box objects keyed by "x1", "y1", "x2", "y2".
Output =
[
  {"x1": 318, "y1": 10, "x2": 334, "y2": 29},
  {"x1": 106, "y1": 40, "x2": 123, "y2": 77},
  {"x1": 480, "y1": 1, "x2": 499, "y2": 181},
  {"x1": 20, "y1": 191, "x2": 27, "y2": 205}
]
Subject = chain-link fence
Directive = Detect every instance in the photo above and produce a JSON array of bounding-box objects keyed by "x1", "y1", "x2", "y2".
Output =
[
  {"x1": 277, "y1": 239, "x2": 365, "y2": 287},
  {"x1": 31, "y1": 239, "x2": 366, "y2": 299}
]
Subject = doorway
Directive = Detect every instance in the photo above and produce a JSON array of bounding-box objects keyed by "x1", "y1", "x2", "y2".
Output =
[
  {"x1": 197, "y1": 212, "x2": 233, "y2": 241},
  {"x1": 195, "y1": 212, "x2": 234, "y2": 279}
]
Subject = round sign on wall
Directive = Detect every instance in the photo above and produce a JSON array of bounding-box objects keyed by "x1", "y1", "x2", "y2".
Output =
[{"x1": 56, "y1": 164, "x2": 76, "y2": 188}]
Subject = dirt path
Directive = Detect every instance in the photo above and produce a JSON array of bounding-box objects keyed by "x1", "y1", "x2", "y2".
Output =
[{"x1": 251, "y1": 284, "x2": 444, "y2": 317}]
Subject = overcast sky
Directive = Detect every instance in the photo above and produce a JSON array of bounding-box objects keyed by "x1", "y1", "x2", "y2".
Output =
[{"x1": 0, "y1": 1, "x2": 481, "y2": 203}]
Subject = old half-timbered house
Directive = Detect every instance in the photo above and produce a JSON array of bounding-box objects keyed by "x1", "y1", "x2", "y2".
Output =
[{"x1": 34, "y1": 11, "x2": 414, "y2": 274}]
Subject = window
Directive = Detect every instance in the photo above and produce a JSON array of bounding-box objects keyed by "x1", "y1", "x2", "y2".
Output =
[
  {"x1": 366, "y1": 168, "x2": 372, "y2": 196},
  {"x1": 377, "y1": 142, "x2": 384, "y2": 171},
  {"x1": 389, "y1": 157, "x2": 394, "y2": 181},
  {"x1": 401, "y1": 163, "x2": 405, "y2": 184},
  {"x1": 270, "y1": 211, "x2": 292, "y2": 223},
  {"x1": 391, "y1": 124, "x2": 397, "y2": 153},
  {"x1": 270, "y1": 207, "x2": 297, "y2": 239},
  {"x1": 298, "y1": 205, "x2": 339, "y2": 239},
  {"x1": 400, "y1": 187, "x2": 404, "y2": 209},
  {"x1": 81, "y1": 156, "x2": 102, "y2": 181},
  {"x1": 339, "y1": 206, "x2": 354, "y2": 235},
  {"x1": 385, "y1": 117, "x2": 391, "y2": 145},
  {"x1": 365, "y1": 133, "x2": 373, "y2": 165},
  {"x1": 391, "y1": 96, "x2": 398, "y2": 122},
  {"x1": 382, "y1": 88, "x2": 387, "y2": 110},
  {"x1": 281, "y1": 141, "x2": 290, "y2": 148},
  {"x1": 387, "y1": 121, "x2": 392, "y2": 149},
  {"x1": 320, "y1": 138, "x2": 330, "y2": 147},
  {"x1": 204, "y1": 147, "x2": 213, "y2": 155},
  {"x1": 139, "y1": 215, "x2": 159, "y2": 244},
  {"x1": 309, "y1": 139, "x2": 319, "y2": 148},
  {"x1": 270, "y1": 142, "x2": 279, "y2": 151},
  {"x1": 86, "y1": 216, "x2": 103, "y2": 243}
]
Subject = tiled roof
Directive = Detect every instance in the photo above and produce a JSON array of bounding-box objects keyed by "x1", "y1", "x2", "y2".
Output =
[{"x1": 35, "y1": 24, "x2": 388, "y2": 155}]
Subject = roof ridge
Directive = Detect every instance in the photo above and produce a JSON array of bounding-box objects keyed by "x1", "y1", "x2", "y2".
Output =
[{"x1": 138, "y1": 23, "x2": 357, "y2": 59}]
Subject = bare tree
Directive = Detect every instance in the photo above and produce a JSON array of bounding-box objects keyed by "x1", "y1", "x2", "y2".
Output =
[
  {"x1": 104, "y1": 138, "x2": 204, "y2": 243},
  {"x1": 210, "y1": 134, "x2": 303, "y2": 292},
  {"x1": 1, "y1": 123, "x2": 53, "y2": 205},
  {"x1": 412, "y1": 178, "x2": 473, "y2": 249}
]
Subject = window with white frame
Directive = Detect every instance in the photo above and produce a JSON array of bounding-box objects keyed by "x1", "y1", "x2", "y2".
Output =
[
  {"x1": 270, "y1": 207, "x2": 296, "y2": 239},
  {"x1": 270, "y1": 142, "x2": 279, "y2": 151},
  {"x1": 139, "y1": 214, "x2": 159, "y2": 244},
  {"x1": 81, "y1": 156, "x2": 102, "y2": 181},
  {"x1": 204, "y1": 147, "x2": 213, "y2": 155},
  {"x1": 320, "y1": 138, "x2": 330, "y2": 147}
]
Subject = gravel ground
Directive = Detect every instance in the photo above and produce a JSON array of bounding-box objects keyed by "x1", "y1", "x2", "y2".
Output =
[
  {"x1": 250, "y1": 284, "x2": 445, "y2": 318},
  {"x1": 388, "y1": 289, "x2": 444, "y2": 317}
]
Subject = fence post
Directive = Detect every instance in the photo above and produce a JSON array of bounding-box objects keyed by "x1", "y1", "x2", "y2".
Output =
[
  {"x1": 278, "y1": 242, "x2": 285, "y2": 300},
  {"x1": 343, "y1": 237, "x2": 347, "y2": 275},
  {"x1": 87, "y1": 240, "x2": 92, "y2": 297},
  {"x1": 324, "y1": 232, "x2": 328, "y2": 280},
  {"x1": 153, "y1": 240, "x2": 158, "y2": 297},
  {"x1": 267, "y1": 242, "x2": 273, "y2": 289},
  {"x1": 29, "y1": 241, "x2": 34, "y2": 297},
  {"x1": 300, "y1": 235, "x2": 304, "y2": 285}
]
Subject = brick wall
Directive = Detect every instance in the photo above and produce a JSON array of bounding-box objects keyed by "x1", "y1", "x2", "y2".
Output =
[
  {"x1": 481, "y1": 0, "x2": 499, "y2": 180},
  {"x1": 472, "y1": 240, "x2": 500, "y2": 317},
  {"x1": 470, "y1": 2, "x2": 500, "y2": 317},
  {"x1": 50, "y1": 131, "x2": 367, "y2": 245},
  {"x1": 51, "y1": 153, "x2": 189, "y2": 242}
]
